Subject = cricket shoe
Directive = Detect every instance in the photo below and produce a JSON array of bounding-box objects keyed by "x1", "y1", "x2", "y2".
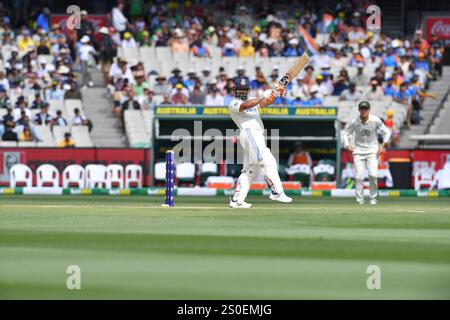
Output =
[
  {"x1": 269, "y1": 192, "x2": 293, "y2": 203},
  {"x1": 369, "y1": 199, "x2": 377, "y2": 205},
  {"x1": 357, "y1": 200, "x2": 365, "y2": 205},
  {"x1": 229, "y1": 198, "x2": 252, "y2": 209}
]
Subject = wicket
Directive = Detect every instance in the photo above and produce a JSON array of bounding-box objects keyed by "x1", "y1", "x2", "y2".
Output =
[{"x1": 164, "y1": 150, "x2": 175, "y2": 207}]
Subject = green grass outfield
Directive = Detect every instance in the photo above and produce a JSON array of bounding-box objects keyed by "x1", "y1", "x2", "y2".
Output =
[{"x1": 1, "y1": 195, "x2": 450, "y2": 299}]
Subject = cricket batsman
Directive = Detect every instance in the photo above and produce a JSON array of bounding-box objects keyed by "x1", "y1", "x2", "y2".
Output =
[
  {"x1": 342, "y1": 101, "x2": 391, "y2": 205},
  {"x1": 228, "y1": 77, "x2": 292, "y2": 208}
]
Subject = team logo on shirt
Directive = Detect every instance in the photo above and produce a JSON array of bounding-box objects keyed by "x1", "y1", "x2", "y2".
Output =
[{"x1": 361, "y1": 129, "x2": 371, "y2": 136}]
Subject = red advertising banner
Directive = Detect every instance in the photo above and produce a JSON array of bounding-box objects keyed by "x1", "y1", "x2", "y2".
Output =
[
  {"x1": 424, "y1": 17, "x2": 450, "y2": 42},
  {"x1": 0, "y1": 148, "x2": 150, "y2": 186},
  {"x1": 412, "y1": 150, "x2": 450, "y2": 173}
]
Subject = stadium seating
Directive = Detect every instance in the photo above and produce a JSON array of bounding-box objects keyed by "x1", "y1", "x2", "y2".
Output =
[
  {"x1": 414, "y1": 167, "x2": 437, "y2": 190},
  {"x1": 85, "y1": 164, "x2": 108, "y2": 188},
  {"x1": 125, "y1": 164, "x2": 143, "y2": 188},
  {"x1": 107, "y1": 164, "x2": 124, "y2": 189},
  {"x1": 9, "y1": 164, "x2": 33, "y2": 187},
  {"x1": 175, "y1": 162, "x2": 196, "y2": 185},
  {"x1": 36, "y1": 164, "x2": 59, "y2": 187},
  {"x1": 62, "y1": 164, "x2": 86, "y2": 188}
]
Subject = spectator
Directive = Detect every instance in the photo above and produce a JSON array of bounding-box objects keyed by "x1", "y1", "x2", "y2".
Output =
[
  {"x1": 287, "y1": 142, "x2": 313, "y2": 167},
  {"x1": 2, "y1": 121, "x2": 18, "y2": 142},
  {"x1": 384, "y1": 110, "x2": 400, "y2": 147},
  {"x1": 53, "y1": 110, "x2": 68, "y2": 126},
  {"x1": 170, "y1": 83, "x2": 189, "y2": 105},
  {"x1": 332, "y1": 76, "x2": 348, "y2": 96},
  {"x1": 238, "y1": 38, "x2": 255, "y2": 58},
  {"x1": 121, "y1": 91, "x2": 141, "y2": 112},
  {"x1": 364, "y1": 80, "x2": 384, "y2": 100},
  {"x1": 199, "y1": 66, "x2": 212, "y2": 84},
  {"x1": 46, "y1": 80, "x2": 65, "y2": 100},
  {"x1": 170, "y1": 29, "x2": 189, "y2": 53},
  {"x1": 133, "y1": 74, "x2": 150, "y2": 100},
  {"x1": 141, "y1": 88, "x2": 155, "y2": 110},
  {"x1": 2, "y1": 108, "x2": 14, "y2": 124},
  {"x1": 284, "y1": 38, "x2": 303, "y2": 57},
  {"x1": 168, "y1": 68, "x2": 183, "y2": 86},
  {"x1": 19, "y1": 126, "x2": 33, "y2": 142},
  {"x1": 58, "y1": 132, "x2": 76, "y2": 148},
  {"x1": 71, "y1": 108, "x2": 93, "y2": 132},
  {"x1": 99, "y1": 27, "x2": 117, "y2": 84},
  {"x1": 354, "y1": 63, "x2": 368, "y2": 86},
  {"x1": 191, "y1": 40, "x2": 211, "y2": 58},
  {"x1": 36, "y1": 7, "x2": 50, "y2": 33},
  {"x1": 381, "y1": 46, "x2": 399, "y2": 68},
  {"x1": 339, "y1": 83, "x2": 362, "y2": 101},
  {"x1": 122, "y1": 32, "x2": 137, "y2": 48},
  {"x1": 383, "y1": 77, "x2": 397, "y2": 97},
  {"x1": 64, "y1": 81, "x2": 83, "y2": 100},
  {"x1": 112, "y1": 1, "x2": 129, "y2": 32},
  {"x1": 153, "y1": 75, "x2": 170, "y2": 95},
  {"x1": 18, "y1": 30, "x2": 35, "y2": 54},
  {"x1": 0, "y1": 86, "x2": 10, "y2": 108},
  {"x1": 222, "y1": 42, "x2": 237, "y2": 57},
  {"x1": 13, "y1": 98, "x2": 31, "y2": 122},
  {"x1": 205, "y1": 87, "x2": 224, "y2": 106},
  {"x1": 77, "y1": 35, "x2": 97, "y2": 88},
  {"x1": 301, "y1": 86, "x2": 323, "y2": 106},
  {"x1": 34, "y1": 103, "x2": 53, "y2": 126},
  {"x1": 160, "y1": 93, "x2": 172, "y2": 105},
  {"x1": 315, "y1": 74, "x2": 331, "y2": 98},
  {"x1": 31, "y1": 94, "x2": 45, "y2": 109},
  {"x1": 190, "y1": 86, "x2": 206, "y2": 104},
  {"x1": 77, "y1": 10, "x2": 95, "y2": 39},
  {"x1": 289, "y1": 75, "x2": 309, "y2": 101},
  {"x1": 394, "y1": 82, "x2": 412, "y2": 128}
]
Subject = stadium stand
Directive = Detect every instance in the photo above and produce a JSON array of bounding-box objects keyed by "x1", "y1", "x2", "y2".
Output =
[{"x1": 0, "y1": 1, "x2": 447, "y2": 154}]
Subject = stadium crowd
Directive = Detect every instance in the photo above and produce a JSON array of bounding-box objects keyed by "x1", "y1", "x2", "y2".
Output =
[{"x1": 0, "y1": 0, "x2": 446, "y2": 146}]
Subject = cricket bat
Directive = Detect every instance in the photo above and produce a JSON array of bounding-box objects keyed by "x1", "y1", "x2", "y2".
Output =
[{"x1": 278, "y1": 53, "x2": 310, "y2": 87}]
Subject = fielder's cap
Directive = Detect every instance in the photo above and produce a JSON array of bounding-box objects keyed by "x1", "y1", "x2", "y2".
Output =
[{"x1": 358, "y1": 101, "x2": 371, "y2": 109}]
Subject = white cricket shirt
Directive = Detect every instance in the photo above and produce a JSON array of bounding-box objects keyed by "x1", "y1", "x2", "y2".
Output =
[
  {"x1": 342, "y1": 114, "x2": 391, "y2": 155},
  {"x1": 228, "y1": 98, "x2": 264, "y2": 131}
]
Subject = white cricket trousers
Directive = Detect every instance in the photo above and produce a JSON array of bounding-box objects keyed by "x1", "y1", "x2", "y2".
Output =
[
  {"x1": 232, "y1": 128, "x2": 284, "y2": 204},
  {"x1": 353, "y1": 153, "x2": 378, "y2": 202}
]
